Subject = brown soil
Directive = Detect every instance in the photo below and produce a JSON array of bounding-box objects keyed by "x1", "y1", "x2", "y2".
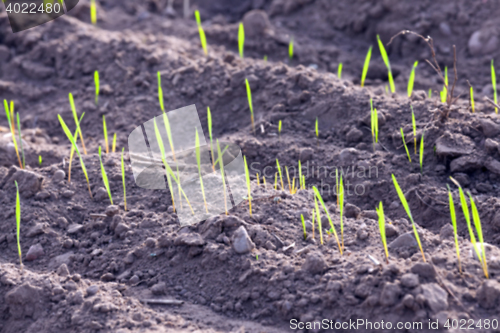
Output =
[{"x1": 2, "y1": 0, "x2": 500, "y2": 332}]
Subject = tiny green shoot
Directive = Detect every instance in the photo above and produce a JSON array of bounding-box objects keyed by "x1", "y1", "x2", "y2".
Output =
[
  {"x1": 15, "y1": 180, "x2": 22, "y2": 270},
  {"x1": 377, "y1": 35, "x2": 395, "y2": 93},
  {"x1": 207, "y1": 107, "x2": 215, "y2": 171},
  {"x1": 245, "y1": 78, "x2": 255, "y2": 134},
  {"x1": 194, "y1": 10, "x2": 208, "y2": 55},
  {"x1": 121, "y1": 148, "x2": 127, "y2": 211},
  {"x1": 298, "y1": 160, "x2": 303, "y2": 190},
  {"x1": 338, "y1": 175, "x2": 345, "y2": 252},
  {"x1": 4, "y1": 100, "x2": 22, "y2": 168},
  {"x1": 157, "y1": 71, "x2": 164, "y2": 112},
  {"x1": 16, "y1": 113, "x2": 25, "y2": 169},
  {"x1": 440, "y1": 66, "x2": 448, "y2": 103},
  {"x1": 337, "y1": 63, "x2": 343, "y2": 79},
  {"x1": 276, "y1": 159, "x2": 284, "y2": 190},
  {"x1": 314, "y1": 196, "x2": 323, "y2": 245},
  {"x1": 39, "y1": 155, "x2": 42, "y2": 166},
  {"x1": 98, "y1": 146, "x2": 113, "y2": 204},
  {"x1": 263, "y1": 55, "x2": 268, "y2": 61},
  {"x1": 103, "y1": 115, "x2": 109, "y2": 154},
  {"x1": 470, "y1": 86, "x2": 475, "y2": 113},
  {"x1": 69, "y1": 93, "x2": 87, "y2": 155},
  {"x1": 278, "y1": 120, "x2": 282, "y2": 139},
  {"x1": 90, "y1": 0, "x2": 96, "y2": 25},
  {"x1": 446, "y1": 184, "x2": 461, "y2": 274},
  {"x1": 67, "y1": 113, "x2": 85, "y2": 184},
  {"x1": 238, "y1": 23, "x2": 245, "y2": 58},
  {"x1": 285, "y1": 166, "x2": 292, "y2": 193},
  {"x1": 428, "y1": 89, "x2": 432, "y2": 99},
  {"x1": 391, "y1": 174, "x2": 425, "y2": 262},
  {"x1": 289, "y1": 37, "x2": 294, "y2": 60},
  {"x1": 94, "y1": 70, "x2": 99, "y2": 105},
  {"x1": 361, "y1": 46, "x2": 372, "y2": 87},
  {"x1": 419, "y1": 131, "x2": 425, "y2": 174},
  {"x1": 244, "y1": 155, "x2": 252, "y2": 216},
  {"x1": 313, "y1": 187, "x2": 341, "y2": 253},
  {"x1": 375, "y1": 201, "x2": 389, "y2": 263},
  {"x1": 300, "y1": 214, "x2": 307, "y2": 240},
  {"x1": 492, "y1": 59, "x2": 497, "y2": 114},
  {"x1": 411, "y1": 106, "x2": 417, "y2": 154},
  {"x1": 400, "y1": 128, "x2": 411, "y2": 164},
  {"x1": 407, "y1": 61, "x2": 418, "y2": 98},
  {"x1": 468, "y1": 192, "x2": 489, "y2": 278},
  {"x1": 112, "y1": 133, "x2": 117, "y2": 153}
]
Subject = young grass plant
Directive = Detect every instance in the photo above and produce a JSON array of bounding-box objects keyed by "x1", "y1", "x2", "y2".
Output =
[
  {"x1": 121, "y1": 148, "x2": 127, "y2": 211},
  {"x1": 298, "y1": 160, "x2": 303, "y2": 190},
  {"x1": 377, "y1": 35, "x2": 395, "y2": 93},
  {"x1": 407, "y1": 61, "x2": 418, "y2": 97},
  {"x1": 278, "y1": 120, "x2": 282, "y2": 139},
  {"x1": 238, "y1": 23, "x2": 245, "y2": 58},
  {"x1": 94, "y1": 70, "x2": 99, "y2": 105},
  {"x1": 428, "y1": 89, "x2": 432, "y2": 99},
  {"x1": 244, "y1": 156, "x2": 252, "y2": 216},
  {"x1": 446, "y1": 185, "x2": 462, "y2": 274},
  {"x1": 207, "y1": 107, "x2": 215, "y2": 170},
  {"x1": 400, "y1": 128, "x2": 411, "y2": 163},
  {"x1": 337, "y1": 63, "x2": 343, "y2": 79},
  {"x1": 338, "y1": 176, "x2": 345, "y2": 251},
  {"x1": 103, "y1": 115, "x2": 109, "y2": 154},
  {"x1": 112, "y1": 133, "x2": 117, "y2": 153},
  {"x1": 300, "y1": 214, "x2": 307, "y2": 240},
  {"x1": 90, "y1": 0, "x2": 96, "y2": 25},
  {"x1": 276, "y1": 159, "x2": 284, "y2": 190},
  {"x1": 67, "y1": 113, "x2": 85, "y2": 183},
  {"x1": 492, "y1": 59, "x2": 498, "y2": 113},
  {"x1": 313, "y1": 187, "x2": 341, "y2": 253},
  {"x1": 375, "y1": 201, "x2": 389, "y2": 263},
  {"x1": 194, "y1": 10, "x2": 208, "y2": 55},
  {"x1": 39, "y1": 155, "x2": 42, "y2": 166},
  {"x1": 15, "y1": 181, "x2": 22, "y2": 270},
  {"x1": 440, "y1": 66, "x2": 448, "y2": 103},
  {"x1": 468, "y1": 192, "x2": 489, "y2": 278},
  {"x1": 245, "y1": 78, "x2": 255, "y2": 134},
  {"x1": 470, "y1": 85, "x2": 475, "y2": 113},
  {"x1": 315, "y1": 117, "x2": 319, "y2": 146},
  {"x1": 314, "y1": 196, "x2": 323, "y2": 245},
  {"x1": 361, "y1": 46, "x2": 372, "y2": 87},
  {"x1": 370, "y1": 101, "x2": 378, "y2": 151},
  {"x1": 419, "y1": 131, "x2": 425, "y2": 173},
  {"x1": 391, "y1": 174, "x2": 425, "y2": 261},
  {"x1": 289, "y1": 37, "x2": 294, "y2": 60},
  {"x1": 157, "y1": 71, "x2": 164, "y2": 112},
  {"x1": 16, "y1": 113, "x2": 25, "y2": 169},
  {"x1": 411, "y1": 106, "x2": 417, "y2": 154},
  {"x1": 4, "y1": 100, "x2": 22, "y2": 168},
  {"x1": 195, "y1": 129, "x2": 209, "y2": 213},
  {"x1": 58, "y1": 115, "x2": 93, "y2": 198},
  {"x1": 69, "y1": 93, "x2": 87, "y2": 155},
  {"x1": 98, "y1": 146, "x2": 113, "y2": 204}
]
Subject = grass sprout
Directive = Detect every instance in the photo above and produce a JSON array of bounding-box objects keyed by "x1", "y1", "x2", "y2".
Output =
[
  {"x1": 377, "y1": 35, "x2": 395, "y2": 93},
  {"x1": 244, "y1": 156, "x2": 252, "y2": 216},
  {"x1": 103, "y1": 115, "x2": 109, "y2": 154},
  {"x1": 68, "y1": 93, "x2": 87, "y2": 155},
  {"x1": 94, "y1": 70, "x2": 99, "y2": 105},
  {"x1": 289, "y1": 37, "x2": 294, "y2": 60},
  {"x1": 391, "y1": 174, "x2": 425, "y2": 262},
  {"x1": 276, "y1": 159, "x2": 284, "y2": 190},
  {"x1": 492, "y1": 59, "x2": 498, "y2": 113},
  {"x1": 16, "y1": 113, "x2": 25, "y2": 169},
  {"x1": 39, "y1": 155, "x2": 42, "y2": 166},
  {"x1": 4, "y1": 100, "x2": 22, "y2": 168},
  {"x1": 313, "y1": 186, "x2": 342, "y2": 254},
  {"x1": 90, "y1": 0, "x2": 96, "y2": 24},
  {"x1": 411, "y1": 106, "x2": 417, "y2": 154},
  {"x1": 298, "y1": 160, "x2": 303, "y2": 190},
  {"x1": 361, "y1": 46, "x2": 372, "y2": 87},
  {"x1": 195, "y1": 129, "x2": 209, "y2": 213},
  {"x1": 470, "y1": 85, "x2": 475, "y2": 113},
  {"x1": 278, "y1": 120, "x2": 282, "y2": 139},
  {"x1": 440, "y1": 66, "x2": 448, "y2": 103},
  {"x1": 419, "y1": 131, "x2": 425, "y2": 173},
  {"x1": 68, "y1": 113, "x2": 85, "y2": 183},
  {"x1": 407, "y1": 61, "x2": 418, "y2": 97},
  {"x1": 401, "y1": 128, "x2": 411, "y2": 163},
  {"x1": 468, "y1": 192, "x2": 489, "y2": 278},
  {"x1": 121, "y1": 148, "x2": 127, "y2": 211},
  {"x1": 446, "y1": 184, "x2": 461, "y2": 274},
  {"x1": 238, "y1": 23, "x2": 245, "y2": 58},
  {"x1": 375, "y1": 201, "x2": 389, "y2": 263},
  {"x1": 98, "y1": 146, "x2": 113, "y2": 204},
  {"x1": 300, "y1": 214, "x2": 307, "y2": 240},
  {"x1": 370, "y1": 102, "x2": 378, "y2": 151},
  {"x1": 112, "y1": 133, "x2": 117, "y2": 153},
  {"x1": 338, "y1": 175, "x2": 345, "y2": 251},
  {"x1": 245, "y1": 78, "x2": 255, "y2": 134},
  {"x1": 58, "y1": 115, "x2": 92, "y2": 198},
  {"x1": 157, "y1": 71, "x2": 164, "y2": 112},
  {"x1": 338, "y1": 63, "x2": 343, "y2": 79},
  {"x1": 195, "y1": 10, "x2": 208, "y2": 55},
  {"x1": 285, "y1": 166, "x2": 292, "y2": 193},
  {"x1": 14, "y1": 181, "x2": 22, "y2": 270},
  {"x1": 428, "y1": 89, "x2": 432, "y2": 99},
  {"x1": 207, "y1": 107, "x2": 215, "y2": 171}
]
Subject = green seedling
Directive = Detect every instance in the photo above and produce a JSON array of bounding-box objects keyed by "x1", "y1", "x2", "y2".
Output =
[
  {"x1": 112, "y1": 133, "x2": 117, "y2": 153},
  {"x1": 401, "y1": 128, "x2": 411, "y2": 163},
  {"x1": 391, "y1": 174, "x2": 425, "y2": 262},
  {"x1": 338, "y1": 63, "x2": 343, "y2": 79},
  {"x1": 276, "y1": 159, "x2": 284, "y2": 190},
  {"x1": 217, "y1": 139, "x2": 228, "y2": 215},
  {"x1": 298, "y1": 160, "x2": 303, "y2": 190},
  {"x1": 419, "y1": 131, "x2": 425, "y2": 173},
  {"x1": 313, "y1": 186, "x2": 342, "y2": 254},
  {"x1": 263, "y1": 55, "x2": 268, "y2": 62},
  {"x1": 256, "y1": 173, "x2": 260, "y2": 186},
  {"x1": 428, "y1": 89, "x2": 432, "y2": 99},
  {"x1": 244, "y1": 155, "x2": 252, "y2": 216},
  {"x1": 278, "y1": 120, "x2": 282, "y2": 139},
  {"x1": 195, "y1": 129, "x2": 209, "y2": 213},
  {"x1": 289, "y1": 37, "x2": 294, "y2": 60},
  {"x1": 207, "y1": 107, "x2": 215, "y2": 171},
  {"x1": 285, "y1": 166, "x2": 292, "y2": 193},
  {"x1": 121, "y1": 148, "x2": 127, "y2": 211},
  {"x1": 377, "y1": 35, "x2": 395, "y2": 93},
  {"x1": 411, "y1": 106, "x2": 417, "y2": 154},
  {"x1": 245, "y1": 78, "x2": 255, "y2": 134},
  {"x1": 238, "y1": 23, "x2": 245, "y2": 58},
  {"x1": 492, "y1": 59, "x2": 497, "y2": 113},
  {"x1": 314, "y1": 196, "x2": 323, "y2": 245},
  {"x1": 58, "y1": 115, "x2": 92, "y2": 198},
  {"x1": 361, "y1": 46, "x2": 372, "y2": 87},
  {"x1": 470, "y1": 86, "x2": 475, "y2": 113},
  {"x1": 315, "y1": 117, "x2": 319, "y2": 146},
  {"x1": 39, "y1": 155, "x2": 42, "y2": 166},
  {"x1": 195, "y1": 10, "x2": 208, "y2": 55},
  {"x1": 335, "y1": 168, "x2": 339, "y2": 206},
  {"x1": 407, "y1": 61, "x2": 418, "y2": 97},
  {"x1": 468, "y1": 192, "x2": 489, "y2": 278},
  {"x1": 370, "y1": 102, "x2": 378, "y2": 151},
  {"x1": 98, "y1": 146, "x2": 113, "y2": 204},
  {"x1": 90, "y1": 0, "x2": 96, "y2": 24},
  {"x1": 375, "y1": 201, "x2": 389, "y2": 263},
  {"x1": 256, "y1": 254, "x2": 259, "y2": 260},
  {"x1": 14, "y1": 181, "x2": 22, "y2": 270},
  {"x1": 300, "y1": 214, "x2": 307, "y2": 240},
  {"x1": 338, "y1": 176, "x2": 345, "y2": 251},
  {"x1": 153, "y1": 118, "x2": 194, "y2": 215},
  {"x1": 446, "y1": 184, "x2": 461, "y2": 274},
  {"x1": 69, "y1": 93, "x2": 87, "y2": 155},
  {"x1": 68, "y1": 113, "x2": 85, "y2": 183},
  {"x1": 157, "y1": 71, "x2": 164, "y2": 112},
  {"x1": 94, "y1": 70, "x2": 99, "y2": 105},
  {"x1": 440, "y1": 66, "x2": 448, "y2": 103},
  {"x1": 16, "y1": 113, "x2": 25, "y2": 169},
  {"x1": 4, "y1": 100, "x2": 22, "y2": 168},
  {"x1": 103, "y1": 115, "x2": 109, "y2": 154}
]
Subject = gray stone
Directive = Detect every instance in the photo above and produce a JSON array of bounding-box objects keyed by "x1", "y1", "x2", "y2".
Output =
[
  {"x1": 477, "y1": 280, "x2": 500, "y2": 309},
  {"x1": 388, "y1": 232, "x2": 418, "y2": 250},
  {"x1": 100, "y1": 273, "x2": 115, "y2": 281},
  {"x1": 468, "y1": 27, "x2": 499, "y2": 56},
  {"x1": 129, "y1": 275, "x2": 140, "y2": 284},
  {"x1": 439, "y1": 224, "x2": 454, "y2": 240},
  {"x1": 232, "y1": 226, "x2": 255, "y2": 254},
  {"x1": 94, "y1": 187, "x2": 108, "y2": 201},
  {"x1": 344, "y1": 203, "x2": 361, "y2": 219},
  {"x1": 174, "y1": 232, "x2": 206, "y2": 247},
  {"x1": 52, "y1": 170, "x2": 66, "y2": 183},
  {"x1": 114, "y1": 223, "x2": 130, "y2": 238},
  {"x1": 485, "y1": 138, "x2": 499, "y2": 152},
  {"x1": 144, "y1": 237, "x2": 156, "y2": 248},
  {"x1": 379, "y1": 282, "x2": 401, "y2": 306},
  {"x1": 299, "y1": 148, "x2": 314, "y2": 162},
  {"x1": 105, "y1": 205, "x2": 119, "y2": 216},
  {"x1": 411, "y1": 263, "x2": 436, "y2": 279},
  {"x1": 484, "y1": 158, "x2": 500, "y2": 175},
  {"x1": 25, "y1": 243, "x2": 44, "y2": 261},
  {"x1": 302, "y1": 252, "x2": 327, "y2": 274},
  {"x1": 346, "y1": 128, "x2": 363, "y2": 143},
  {"x1": 401, "y1": 273, "x2": 419, "y2": 288},
  {"x1": 151, "y1": 282, "x2": 166, "y2": 295},
  {"x1": 56, "y1": 263, "x2": 70, "y2": 277},
  {"x1": 435, "y1": 133, "x2": 475, "y2": 157},
  {"x1": 480, "y1": 118, "x2": 500, "y2": 137},
  {"x1": 339, "y1": 148, "x2": 359, "y2": 165},
  {"x1": 5, "y1": 283, "x2": 43, "y2": 319},
  {"x1": 49, "y1": 251, "x2": 74, "y2": 269},
  {"x1": 385, "y1": 224, "x2": 398, "y2": 237},
  {"x1": 10, "y1": 168, "x2": 44, "y2": 198},
  {"x1": 422, "y1": 283, "x2": 448, "y2": 312},
  {"x1": 450, "y1": 155, "x2": 482, "y2": 173},
  {"x1": 242, "y1": 10, "x2": 271, "y2": 37},
  {"x1": 27, "y1": 223, "x2": 46, "y2": 237}
]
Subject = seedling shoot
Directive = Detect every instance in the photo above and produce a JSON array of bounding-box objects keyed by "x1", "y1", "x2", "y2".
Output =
[
  {"x1": 238, "y1": 23, "x2": 245, "y2": 58},
  {"x1": 361, "y1": 46, "x2": 372, "y2": 87},
  {"x1": 377, "y1": 35, "x2": 395, "y2": 93},
  {"x1": 195, "y1": 10, "x2": 208, "y2": 55}
]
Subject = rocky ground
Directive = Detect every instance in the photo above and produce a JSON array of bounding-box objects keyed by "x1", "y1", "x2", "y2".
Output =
[{"x1": 2, "y1": 0, "x2": 500, "y2": 332}]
